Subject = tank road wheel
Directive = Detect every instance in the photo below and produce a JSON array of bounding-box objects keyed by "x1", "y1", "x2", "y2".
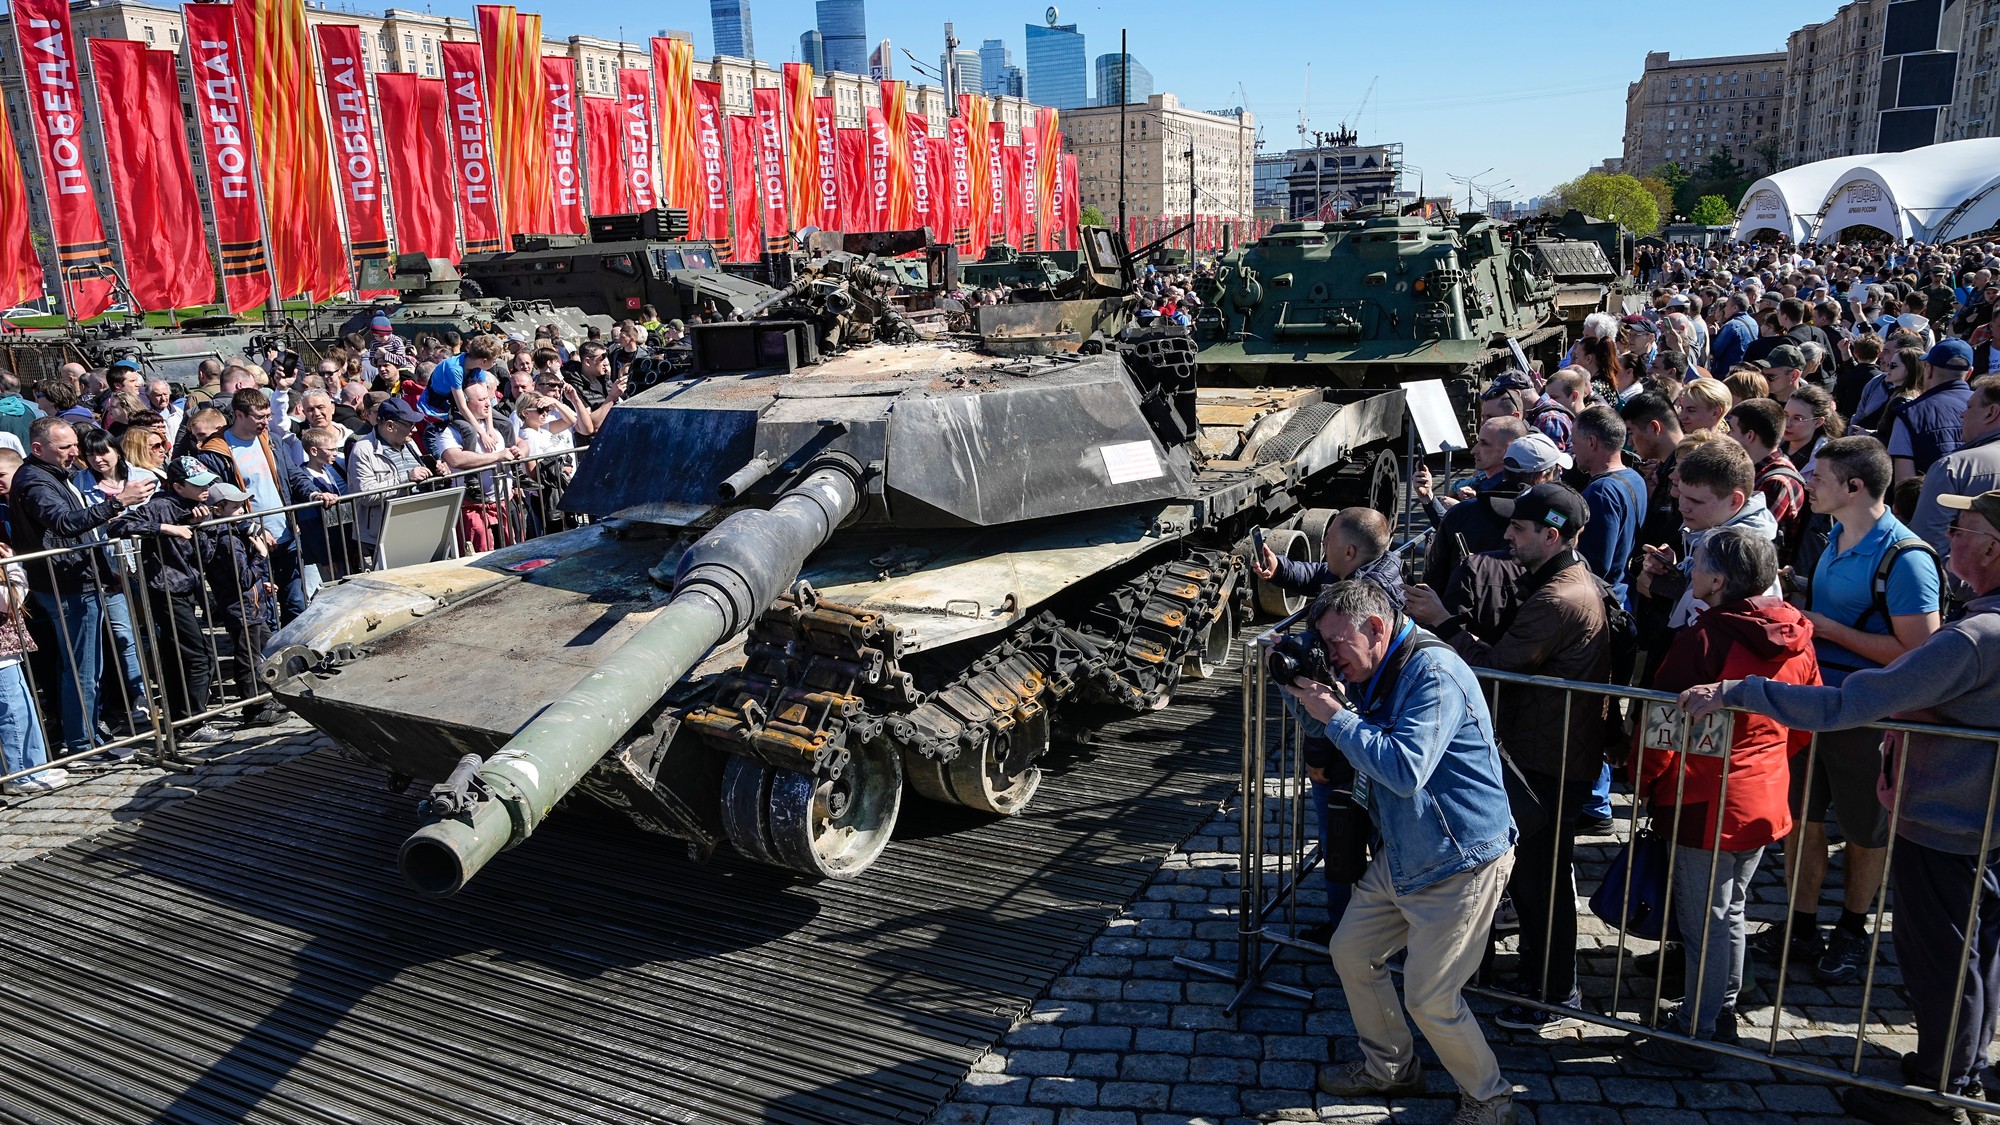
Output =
[
  {"x1": 1184, "y1": 599, "x2": 1236, "y2": 680},
  {"x1": 956, "y1": 709, "x2": 1051, "y2": 814},
  {"x1": 1254, "y1": 528, "x2": 1310, "y2": 619},
  {"x1": 1363, "y1": 450, "x2": 1400, "y2": 521},
  {"x1": 723, "y1": 738, "x2": 903, "y2": 879}
]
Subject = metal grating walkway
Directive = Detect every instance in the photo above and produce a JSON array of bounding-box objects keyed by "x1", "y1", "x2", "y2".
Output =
[{"x1": 0, "y1": 660, "x2": 1244, "y2": 1125}]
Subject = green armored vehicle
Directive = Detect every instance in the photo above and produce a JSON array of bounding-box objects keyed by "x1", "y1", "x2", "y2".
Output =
[
  {"x1": 461, "y1": 210, "x2": 775, "y2": 322},
  {"x1": 960, "y1": 244, "x2": 1075, "y2": 291},
  {"x1": 1197, "y1": 207, "x2": 1610, "y2": 394},
  {"x1": 260, "y1": 227, "x2": 1410, "y2": 893},
  {"x1": 307, "y1": 255, "x2": 616, "y2": 346},
  {"x1": 0, "y1": 315, "x2": 282, "y2": 387}
]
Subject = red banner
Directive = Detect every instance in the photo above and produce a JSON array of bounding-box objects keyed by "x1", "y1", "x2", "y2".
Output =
[
  {"x1": 441, "y1": 42, "x2": 501, "y2": 253},
  {"x1": 88, "y1": 40, "x2": 211, "y2": 311},
  {"x1": 927, "y1": 132, "x2": 951, "y2": 248},
  {"x1": 879, "y1": 80, "x2": 912, "y2": 228},
  {"x1": 837, "y1": 127, "x2": 868, "y2": 234},
  {"x1": 965, "y1": 95, "x2": 993, "y2": 251},
  {"x1": 812, "y1": 97, "x2": 840, "y2": 233},
  {"x1": 946, "y1": 116, "x2": 974, "y2": 252},
  {"x1": 582, "y1": 95, "x2": 629, "y2": 216},
  {"x1": 236, "y1": 0, "x2": 347, "y2": 300},
  {"x1": 541, "y1": 57, "x2": 584, "y2": 234},
  {"x1": 0, "y1": 86, "x2": 39, "y2": 308},
  {"x1": 12, "y1": 0, "x2": 115, "y2": 317},
  {"x1": 618, "y1": 68, "x2": 658, "y2": 211},
  {"x1": 1035, "y1": 107, "x2": 1060, "y2": 248},
  {"x1": 652, "y1": 36, "x2": 696, "y2": 216},
  {"x1": 752, "y1": 86, "x2": 788, "y2": 252},
  {"x1": 728, "y1": 115, "x2": 758, "y2": 265},
  {"x1": 184, "y1": 4, "x2": 271, "y2": 310},
  {"x1": 313, "y1": 25, "x2": 390, "y2": 278},
  {"x1": 1020, "y1": 125, "x2": 1040, "y2": 251},
  {"x1": 1003, "y1": 144, "x2": 1026, "y2": 250},
  {"x1": 987, "y1": 122, "x2": 1008, "y2": 247},
  {"x1": 782, "y1": 63, "x2": 817, "y2": 228},
  {"x1": 863, "y1": 108, "x2": 894, "y2": 234},
  {"x1": 477, "y1": 5, "x2": 548, "y2": 237},
  {"x1": 1059, "y1": 152, "x2": 1079, "y2": 249},
  {"x1": 375, "y1": 74, "x2": 456, "y2": 263},
  {"x1": 907, "y1": 114, "x2": 934, "y2": 238},
  {"x1": 692, "y1": 81, "x2": 728, "y2": 249}
]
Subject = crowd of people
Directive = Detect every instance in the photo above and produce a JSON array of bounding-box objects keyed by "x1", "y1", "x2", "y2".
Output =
[
  {"x1": 0, "y1": 309, "x2": 703, "y2": 796},
  {"x1": 1262, "y1": 235, "x2": 2000, "y2": 1125}
]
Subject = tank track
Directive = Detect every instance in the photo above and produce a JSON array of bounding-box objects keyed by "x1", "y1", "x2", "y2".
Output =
[{"x1": 684, "y1": 550, "x2": 1238, "y2": 807}]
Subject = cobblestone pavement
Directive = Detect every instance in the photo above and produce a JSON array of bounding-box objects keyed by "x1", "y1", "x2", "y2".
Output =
[
  {"x1": 925, "y1": 775, "x2": 1955, "y2": 1125},
  {"x1": 0, "y1": 717, "x2": 326, "y2": 866}
]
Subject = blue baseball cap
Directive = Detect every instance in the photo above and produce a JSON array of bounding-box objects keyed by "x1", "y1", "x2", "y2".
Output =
[{"x1": 1925, "y1": 339, "x2": 1974, "y2": 371}]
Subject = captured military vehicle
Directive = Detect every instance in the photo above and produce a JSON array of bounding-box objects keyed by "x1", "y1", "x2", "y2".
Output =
[
  {"x1": 261, "y1": 226, "x2": 1409, "y2": 894},
  {"x1": 960, "y1": 244, "x2": 1075, "y2": 291},
  {"x1": 460, "y1": 208, "x2": 774, "y2": 322},
  {"x1": 1197, "y1": 206, "x2": 1612, "y2": 395},
  {"x1": 307, "y1": 254, "x2": 616, "y2": 346},
  {"x1": 0, "y1": 314, "x2": 281, "y2": 387}
]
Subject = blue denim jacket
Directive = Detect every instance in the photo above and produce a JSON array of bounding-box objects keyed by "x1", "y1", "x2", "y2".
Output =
[{"x1": 1321, "y1": 626, "x2": 1517, "y2": 895}]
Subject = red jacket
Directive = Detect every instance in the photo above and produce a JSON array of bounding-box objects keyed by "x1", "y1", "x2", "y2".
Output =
[{"x1": 1639, "y1": 596, "x2": 1820, "y2": 851}]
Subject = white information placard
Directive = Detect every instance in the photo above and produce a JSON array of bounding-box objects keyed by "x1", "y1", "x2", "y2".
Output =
[
  {"x1": 1100, "y1": 440, "x2": 1164, "y2": 484},
  {"x1": 1399, "y1": 379, "x2": 1469, "y2": 455}
]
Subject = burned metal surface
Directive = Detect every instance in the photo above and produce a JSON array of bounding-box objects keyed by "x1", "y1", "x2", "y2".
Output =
[{"x1": 0, "y1": 658, "x2": 1245, "y2": 1124}]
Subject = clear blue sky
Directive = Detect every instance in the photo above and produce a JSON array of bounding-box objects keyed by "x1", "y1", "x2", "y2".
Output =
[{"x1": 488, "y1": 0, "x2": 1838, "y2": 203}]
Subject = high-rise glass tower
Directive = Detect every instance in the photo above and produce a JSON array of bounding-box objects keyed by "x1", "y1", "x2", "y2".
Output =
[
  {"x1": 816, "y1": 0, "x2": 868, "y2": 76},
  {"x1": 1093, "y1": 52, "x2": 1151, "y2": 106},
  {"x1": 799, "y1": 29, "x2": 826, "y2": 70},
  {"x1": 710, "y1": 0, "x2": 753, "y2": 58},
  {"x1": 979, "y1": 38, "x2": 1011, "y2": 97},
  {"x1": 1025, "y1": 22, "x2": 1088, "y2": 110},
  {"x1": 941, "y1": 49, "x2": 981, "y2": 99}
]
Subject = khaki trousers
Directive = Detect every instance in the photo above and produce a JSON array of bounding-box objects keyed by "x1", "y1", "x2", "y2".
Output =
[{"x1": 1329, "y1": 847, "x2": 1515, "y2": 1102}]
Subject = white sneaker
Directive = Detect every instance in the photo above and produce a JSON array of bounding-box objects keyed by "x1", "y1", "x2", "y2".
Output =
[
  {"x1": 11, "y1": 770, "x2": 70, "y2": 793},
  {"x1": 181, "y1": 724, "x2": 231, "y2": 745}
]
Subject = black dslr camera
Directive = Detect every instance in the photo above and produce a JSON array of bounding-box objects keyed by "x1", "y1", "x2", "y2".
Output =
[{"x1": 1266, "y1": 630, "x2": 1336, "y2": 689}]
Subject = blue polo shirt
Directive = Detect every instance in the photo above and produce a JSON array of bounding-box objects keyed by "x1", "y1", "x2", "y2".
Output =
[
  {"x1": 1809, "y1": 507, "x2": 1940, "y2": 684},
  {"x1": 1886, "y1": 379, "x2": 1972, "y2": 475}
]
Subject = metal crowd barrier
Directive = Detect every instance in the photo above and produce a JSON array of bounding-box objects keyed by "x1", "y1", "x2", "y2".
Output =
[
  {"x1": 0, "y1": 449, "x2": 581, "y2": 795},
  {"x1": 1182, "y1": 616, "x2": 2000, "y2": 1118}
]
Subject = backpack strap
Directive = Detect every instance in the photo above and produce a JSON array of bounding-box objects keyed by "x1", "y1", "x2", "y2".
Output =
[{"x1": 1852, "y1": 536, "x2": 1942, "y2": 633}]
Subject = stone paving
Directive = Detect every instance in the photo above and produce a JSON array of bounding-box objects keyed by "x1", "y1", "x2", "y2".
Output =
[
  {"x1": 923, "y1": 774, "x2": 1960, "y2": 1125},
  {"x1": 0, "y1": 717, "x2": 326, "y2": 866}
]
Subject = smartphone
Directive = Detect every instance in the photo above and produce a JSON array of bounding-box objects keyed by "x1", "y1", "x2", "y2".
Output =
[{"x1": 1252, "y1": 527, "x2": 1266, "y2": 555}]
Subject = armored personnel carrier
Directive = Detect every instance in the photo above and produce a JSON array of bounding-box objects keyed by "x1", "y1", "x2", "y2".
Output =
[
  {"x1": 460, "y1": 209, "x2": 775, "y2": 322},
  {"x1": 261, "y1": 227, "x2": 1408, "y2": 894},
  {"x1": 1196, "y1": 207, "x2": 1611, "y2": 393},
  {"x1": 0, "y1": 315, "x2": 279, "y2": 387},
  {"x1": 306, "y1": 254, "x2": 616, "y2": 346}
]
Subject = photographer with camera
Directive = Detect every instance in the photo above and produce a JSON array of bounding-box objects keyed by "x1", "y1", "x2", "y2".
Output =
[
  {"x1": 1403, "y1": 482, "x2": 1612, "y2": 1034},
  {"x1": 1253, "y1": 507, "x2": 1403, "y2": 942},
  {"x1": 1281, "y1": 580, "x2": 1520, "y2": 1125}
]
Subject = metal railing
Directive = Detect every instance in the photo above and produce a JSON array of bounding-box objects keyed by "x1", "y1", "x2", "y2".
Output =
[
  {"x1": 0, "y1": 447, "x2": 583, "y2": 794},
  {"x1": 1185, "y1": 616, "x2": 2000, "y2": 1118}
]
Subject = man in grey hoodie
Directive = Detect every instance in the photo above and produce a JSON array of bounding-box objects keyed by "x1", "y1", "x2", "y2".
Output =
[
  {"x1": 1635, "y1": 439, "x2": 1779, "y2": 630},
  {"x1": 1681, "y1": 486, "x2": 2000, "y2": 1125}
]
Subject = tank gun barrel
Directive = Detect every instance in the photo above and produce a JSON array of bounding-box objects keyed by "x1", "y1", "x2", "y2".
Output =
[
  {"x1": 396, "y1": 461, "x2": 862, "y2": 897},
  {"x1": 742, "y1": 270, "x2": 821, "y2": 319},
  {"x1": 716, "y1": 454, "x2": 776, "y2": 500}
]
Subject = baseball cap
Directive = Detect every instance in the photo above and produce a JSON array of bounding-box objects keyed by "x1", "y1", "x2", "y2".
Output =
[
  {"x1": 1665, "y1": 294, "x2": 1690, "y2": 309},
  {"x1": 1925, "y1": 338, "x2": 1974, "y2": 371},
  {"x1": 1620, "y1": 313, "x2": 1656, "y2": 335},
  {"x1": 164, "y1": 456, "x2": 219, "y2": 488},
  {"x1": 207, "y1": 482, "x2": 251, "y2": 504},
  {"x1": 1490, "y1": 482, "x2": 1588, "y2": 534},
  {"x1": 667, "y1": 318, "x2": 686, "y2": 331},
  {"x1": 1765, "y1": 343, "x2": 1805, "y2": 370},
  {"x1": 1938, "y1": 488, "x2": 2000, "y2": 530},
  {"x1": 376, "y1": 397, "x2": 422, "y2": 425},
  {"x1": 1503, "y1": 431, "x2": 1573, "y2": 474},
  {"x1": 108, "y1": 356, "x2": 143, "y2": 372}
]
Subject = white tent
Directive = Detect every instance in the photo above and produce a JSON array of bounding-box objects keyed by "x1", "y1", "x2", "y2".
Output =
[
  {"x1": 1811, "y1": 138, "x2": 2000, "y2": 242},
  {"x1": 1932, "y1": 169, "x2": 2000, "y2": 243},
  {"x1": 1732, "y1": 155, "x2": 1873, "y2": 243}
]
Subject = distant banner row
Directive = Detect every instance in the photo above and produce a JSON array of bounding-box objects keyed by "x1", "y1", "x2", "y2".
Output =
[{"x1": 0, "y1": 0, "x2": 1266, "y2": 320}]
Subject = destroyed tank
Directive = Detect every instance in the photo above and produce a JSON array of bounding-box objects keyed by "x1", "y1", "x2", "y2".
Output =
[
  {"x1": 961, "y1": 244, "x2": 1076, "y2": 291},
  {"x1": 459, "y1": 209, "x2": 775, "y2": 322},
  {"x1": 260, "y1": 227, "x2": 1407, "y2": 895},
  {"x1": 1197, "y1": 207, "x2": 1612, "y2": 394},
  {"x1": 304, "y1": 254, "x2": 617, "y2": 347},
  {"x1": 0, "y1": 315, "x2": 281, "y2": 387}
]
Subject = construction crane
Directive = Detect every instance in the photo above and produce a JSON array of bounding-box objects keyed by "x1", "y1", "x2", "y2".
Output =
[{"x1": 1333, "y1": 76, "x2": 1376, "y2": 147}]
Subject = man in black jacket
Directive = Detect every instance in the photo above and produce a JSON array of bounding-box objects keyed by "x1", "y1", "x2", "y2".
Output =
[
  {"x1": 10, "y1": 417, "x2": 155, "y2": 752},
  {"x1": 108, "y1": 456, "x2": 230, "y2": 744}
]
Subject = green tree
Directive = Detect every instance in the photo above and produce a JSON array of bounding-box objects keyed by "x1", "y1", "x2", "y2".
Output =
[
  {"x1": 1552, "y1": 171, "x2": 1662, "y2": 235},
  {"x1": 1637, "y1": 177, "x2": 1675, "y2": 225},
  {"x1": 1689, "y1": 195, "x2": 1735, "y2": 227},
  {"x1": 1078, "y1": 204, "x2": 1106, "y2": 228},
  {"x1": 1753, "y1": 137, "x2": 1784, "y2": 176}
]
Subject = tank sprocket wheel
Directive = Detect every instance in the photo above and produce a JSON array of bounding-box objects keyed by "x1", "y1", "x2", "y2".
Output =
[
  {"x1": 722, "y1": 739, "x2": 903, "y2": 879},
  {"x1": 912, "y1": 708, "x2": 1050, "y2": 815}
]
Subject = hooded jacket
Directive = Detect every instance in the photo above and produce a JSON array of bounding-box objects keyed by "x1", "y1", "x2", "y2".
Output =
[
  {"x1": 1653, "y1": 493, "x2": 1780, "y2": 627},
  {"x1": 108, "y1": 489, "x2": 208, "y2": 596},
  {"x1": 1645, "y1": 596, "x2": 1819, "y2": 851},
  {"x1": 0, "y1": 392, "x2": 40, "y2": 450}
]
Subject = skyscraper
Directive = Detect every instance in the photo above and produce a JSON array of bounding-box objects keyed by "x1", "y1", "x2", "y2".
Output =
[
  {"x1": 710, "y1": 0, "x2": 753, "y2": 58},
  {"x1": 799, "y1": 29, "x2": 826, "y2": 70},
  {"x1": 941, "y1": 49, "x2": 981, "y2": 99},
  {"x1": 1094, "y1": 51, "x2": 1151, "y2": 106},
  {"x1": 999, "y1": 66, "x2": 1025, "y2": 98},
  {"x1": 979, "y1": 38, "x2": 1011, "y2": 97},
  {"x1": 816, "y1": 0, "x2": 867, "y2": 76},
  {"x1": 1025, "y1": 21, "x2": 1088, "y2": 110}
]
